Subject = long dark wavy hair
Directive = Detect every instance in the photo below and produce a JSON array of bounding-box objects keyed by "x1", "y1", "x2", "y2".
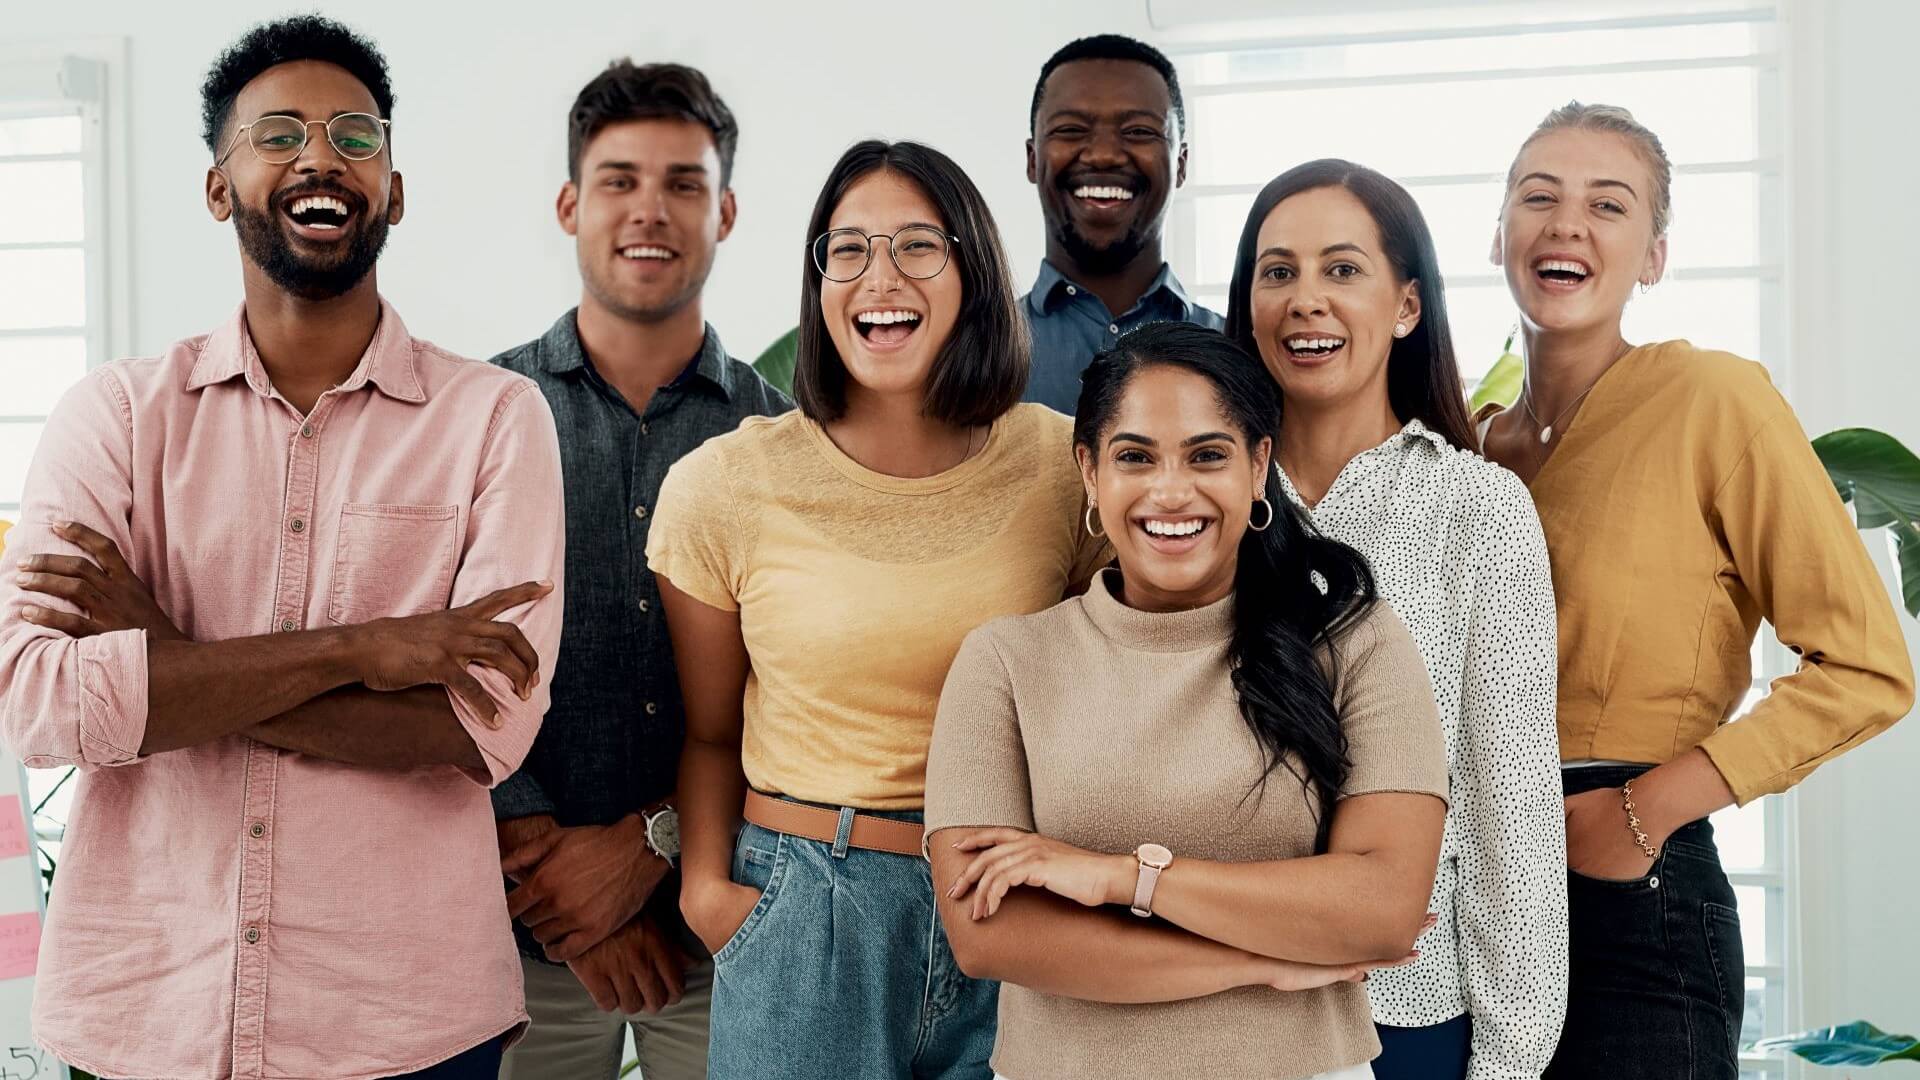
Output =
[
  {"x1": 1223, "y1": 159, "x2": 1477, "y2": 451},
  {"x1": 1073, "y1": 321, "x2": 1377, "y2": 847}
]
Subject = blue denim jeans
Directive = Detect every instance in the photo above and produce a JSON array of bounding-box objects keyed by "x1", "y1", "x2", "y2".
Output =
[
  {"x1": 1374, "y1": 1014, "x2": 1471, "y2": 1080},
  {"x1": 1546, "y1": 765, "x2": 1744, "y2": 1080},
  {"x1": 708, "y1": 809, "x2": 997, "y2": 1080}
]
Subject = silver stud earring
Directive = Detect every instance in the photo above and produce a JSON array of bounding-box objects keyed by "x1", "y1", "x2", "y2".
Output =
[{"x1": 1393, "y1": 322, "x2": 1408, "y2": 338}]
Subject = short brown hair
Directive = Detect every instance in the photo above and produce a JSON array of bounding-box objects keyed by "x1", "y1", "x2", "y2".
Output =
[
  {"x1": 792, "y1": 140, "x2": 1028, "y2": 427},
  {"x1": 567, "y1": 60, "x2": 737, "y2": 185}
]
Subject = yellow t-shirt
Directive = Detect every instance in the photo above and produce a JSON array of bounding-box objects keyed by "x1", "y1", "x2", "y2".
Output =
[{"x1": 645, "y1": 403, "x2": 1110, "y2": 810}]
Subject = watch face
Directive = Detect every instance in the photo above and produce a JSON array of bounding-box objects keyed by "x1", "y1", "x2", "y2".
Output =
[
  {"x1": 648, "y1": 809, "x2": 681, "y2": 860},
  {"x1": 1137, "y1": 843, "x2": 1173, "y2": 868}
]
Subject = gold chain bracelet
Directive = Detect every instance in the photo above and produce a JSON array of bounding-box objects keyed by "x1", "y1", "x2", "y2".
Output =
[{"x1": 1621, "y1": 780, "x2": 1660, "y2": 859}]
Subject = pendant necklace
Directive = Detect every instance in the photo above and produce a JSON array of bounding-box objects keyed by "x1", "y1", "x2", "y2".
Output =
[{"x1": 1521, "y1": 348, "x2": 1627, "y2": 444}]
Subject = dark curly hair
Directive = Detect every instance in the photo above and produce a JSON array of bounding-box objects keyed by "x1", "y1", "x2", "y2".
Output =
[
  {"x1": 201, "y1": 15, "x2": 395, "y2": 155},
  {"x1": 1030, "y1": 34, "x2": 1185, "y2": 138}
]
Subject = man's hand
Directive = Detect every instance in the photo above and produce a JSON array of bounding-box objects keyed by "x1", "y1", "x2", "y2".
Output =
[
  {"x1": 566, "y1": 912, "x2": 690, "y2": 1015},
  {"x1": 504, "y1": 813, "x2": 670, "y2": 962},
  {"x1": 354, "y1": 580, "x2": 553, "y2": 728},
  {"x1": 15, "y1": 522, "x2": 187, "y2": 640}
]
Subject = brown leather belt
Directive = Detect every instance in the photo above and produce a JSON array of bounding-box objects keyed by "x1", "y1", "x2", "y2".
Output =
[{"x1": 742, "y1": 790, "x2": 926, "y2": 857}]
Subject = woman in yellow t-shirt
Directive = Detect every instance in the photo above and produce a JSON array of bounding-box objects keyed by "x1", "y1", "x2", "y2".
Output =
[
  {"x1": 646, "y1": 139, "x2": 1107, "y2": 1080},
  {"x1": 1477, "y1": 103, "x2": 1914, "y2": 1079}
]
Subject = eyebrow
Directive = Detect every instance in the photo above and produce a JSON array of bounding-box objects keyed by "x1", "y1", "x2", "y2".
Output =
[
  {"x1": 1258, "y1": 242, "x2": 1369, "y2": 260},
  {"x1": 255, "y1": 108, "x2": 366, "y2": 122},
  {"x1": 827, "y1": 219, "x2": 946, "y2": 234},
  {"x1": 1043, "y1": 107, "x2": 1165, "y2": 125},
  {"x1": 1516, "y1": 171, "x2": 1639, "y2": 197},
  {"x1": 592, "y1": 161, "x2": 711, "y2": 176},
  {"x1": 1107, "y1": 430, "x2": 1239, "y2": 448}
]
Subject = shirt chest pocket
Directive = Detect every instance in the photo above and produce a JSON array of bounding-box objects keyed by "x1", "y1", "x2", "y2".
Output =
[{"x1": 328, "y1": 503, "x2": 461, "y2": 626}]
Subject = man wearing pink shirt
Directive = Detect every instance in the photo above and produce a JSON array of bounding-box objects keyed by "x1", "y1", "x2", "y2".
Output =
[{"x1": 0, "y1": 16, "x2": 563, "y2": 1080}]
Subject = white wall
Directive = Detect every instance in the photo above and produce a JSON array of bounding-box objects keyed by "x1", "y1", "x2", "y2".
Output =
[
  {"x1": 7, "y1": 0, "x2": 1920, "y2": 1041},
  {"x1": 4, "y1": 0, "x2": 1153, "y2": 363}
]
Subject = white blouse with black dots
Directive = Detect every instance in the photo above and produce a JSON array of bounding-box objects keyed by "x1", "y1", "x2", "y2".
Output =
[{"x1": 1278, "y1": 419, "x2": 1568, "y2": 1080}]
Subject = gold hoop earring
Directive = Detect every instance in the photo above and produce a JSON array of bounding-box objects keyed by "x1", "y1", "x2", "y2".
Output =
[
  {"x1": 1248, "y1": 497, "x2": 1275, "y2": 532},
  {"x1": 1084, "y1": 502, "x2": 1106, "y2": 538}
]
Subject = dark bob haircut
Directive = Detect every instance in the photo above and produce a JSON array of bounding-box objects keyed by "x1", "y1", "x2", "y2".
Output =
[
  {"x1": 201, "y1": 15, "x2": 394, "y2": 155},
  {"x1": 1224, "y1": 159, "x2": 1477, "y2": 452},
  {"x1": 1030, "y1": 34, "x2": 1185, "y2": 138},
  {"x1": 568, "y1": 60, "x2": 738, "y2": 186},
  {"x1": 793, "y1": 140, "x2": 1028, "y2": 427}
]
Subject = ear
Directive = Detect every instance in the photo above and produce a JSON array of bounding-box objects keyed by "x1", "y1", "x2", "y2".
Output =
[
  {"x1": 1174, "y1": 141, "x2": 1189, "y2": 189},
  {"x1": 1074, "y1": 442, "x2": 1098, "y2": 505},
  {"x1": 1025, "y1": 138, "x2": 1038, "y2": 186},
  {"x1": 716, "y1": 188, "x2": 738, "y2": 243},
  {"x1": 386, "y1": 171, "x2": 405, "y2": 226},
  {"x1": 556, "y1": 181, "x2": 580, "y2": 236},
  {"x1": 1488, "y1": 225, "x2": 1504, "y2": 267},
  {"x1": 1396, "y1": 280, "x2": 1422, "y2": 334},
  {"x1": 1642, "y1": 233, "x2": 1669, "y2": 287},
  {"x1": 206, "y1": 167, "x2": 234, "y2": 223},
  {"x1": 1250, "y1": 435, "x2": 1272, "y2": 484}
]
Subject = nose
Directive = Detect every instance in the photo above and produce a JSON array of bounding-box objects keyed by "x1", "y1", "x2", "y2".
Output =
[
  {"x1": 859, "y1": 235, "x2": 904, "y2": 292},
  {"x1": 290, "y1": 119, "x2": 348, "y2": 178},
  {"x1": 1545, "y1": 206, "x2": 1587, "y2": 242},
  {"x1": 1287, "y1": 285, "x2": 1328, "y2": 320},
  {"x1": 1080, "y1": 125, "x2": 1127, "y2": 168},
  {"x1": 627, "y1": 178, "x2": 670, "y2": 227},
  {"x1": 1147, "y1": 460, "x2": 1196, "y2": 508}
]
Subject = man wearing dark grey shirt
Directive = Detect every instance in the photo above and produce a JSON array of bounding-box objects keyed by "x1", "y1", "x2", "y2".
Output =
[
  {"x1": 489, "y1": 60, "x2": 787, "y2": 1080},
  {"x1": 1021, "y1": 34, "x2": 1222, "y2": 414}
]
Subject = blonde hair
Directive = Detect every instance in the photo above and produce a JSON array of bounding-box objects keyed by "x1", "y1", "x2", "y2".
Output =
[{"x1": 1506, "y1": 101, "x2": 1673, "y2": 237}]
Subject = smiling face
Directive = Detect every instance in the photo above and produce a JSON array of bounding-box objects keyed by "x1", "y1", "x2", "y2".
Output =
[
  {"x1": 1495, "y1": 127, "x2": 1667, "y2": 338},
  {"x1": 563, "y1": 118, "x2": 734, "y2": 323},
  {"x1": 1028, "y1": 58, "x2": 1185, "y2": 276},
  {"x1": 1078, "y1": 364, "x2": 1270, "y2": 612},
  {"x1": 207, "y1": 59, "x2": 400, "y2": 300},
  {"x1": 819, "y1": 170, "x2": 962, "y2": 403},
  {"x1": 1248, "y1": 185, "x2": 1419, "y2": 413}
]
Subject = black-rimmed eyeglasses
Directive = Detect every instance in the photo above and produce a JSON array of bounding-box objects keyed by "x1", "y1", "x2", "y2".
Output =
[{"x1": 811, "y1": 226, "x2": 957, "y2": 283}]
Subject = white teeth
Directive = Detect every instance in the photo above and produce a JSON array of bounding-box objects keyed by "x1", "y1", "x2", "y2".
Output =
[
  {"x1": 1535, "y1": 259, "x2": 1589, "y2": 277},
  {"x1": 855, "y1": 310, "x2": 922, "y2": 325},
  {"x1": 290, "y1": 195, "x2": 348, "y2": 216},
  {"x1": 1286, "y1": 337, "x2": 1346, "y2": 352},
  {"x1": 1143, "y1": 519, "x2": 1206, "y2": 537},
  {"x1": 620, "y1": 246, "x2": 674, "y2": 260},
  {"x1": 1073, "y1": 185, "x2": 1135, "y2": 201}
]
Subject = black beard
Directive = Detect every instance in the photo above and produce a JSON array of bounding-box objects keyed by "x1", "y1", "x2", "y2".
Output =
[
  {"x1": 1049, "y1": 209, "x2": 1150, "y2": 277},
  {"x1": 232, "y1": 194, "x2": 388, "y2": 301}
]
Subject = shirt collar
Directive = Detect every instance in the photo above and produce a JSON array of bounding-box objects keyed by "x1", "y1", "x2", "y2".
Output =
[
  {"x1": 539, "y1": 308, "x2": 736, "y2": 402},
  {"x1": 1274, "y1": 418, "x2": 1451, "y2": 509},
  {"x1": 185, "y1": 298, "x2": 426, "y2": 404},
  {"x1": 1027, "y1": 259, "x2": 1199, "y2": 319}
]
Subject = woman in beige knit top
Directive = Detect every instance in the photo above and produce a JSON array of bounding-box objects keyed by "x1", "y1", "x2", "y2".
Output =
[{"x1": 925, "y1": 322, "x2": 1450, "y2": 1080}]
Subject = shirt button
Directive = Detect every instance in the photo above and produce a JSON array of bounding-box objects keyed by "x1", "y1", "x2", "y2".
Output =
[
  {"x1": 645, "y1": 702, "x2": 658, "y2": 716},
  {"x1": 250, "y1": 822, "x2": 266, "y2": 839},
  {"x1": 638, "y1": 599, "x2": 650, "y2": 613},
  {"x1": 634, "y1": 505, "x2": 648, "y2": 520},
  {"x1": 640, "y1": 423, "x2": 650, "y2": 436},
  {"x1": 300, "y1": 424, "x2": 314, "y2": 439},
  {"x1": 289, "y1": 517, "x2": 305, "y2": 533},
  {"x1": 1108, "y1": 323, "x2": 1120, "y2": 335},
  {"x1": 1065, "y1": 285, "x2": 1077, "y2": 296},
  {"x1": 244, "y1": 926, "x2": 260, "y2": 944},
  {"x1": 281, "y1": 619, "x2": 296, "y2": 632}
]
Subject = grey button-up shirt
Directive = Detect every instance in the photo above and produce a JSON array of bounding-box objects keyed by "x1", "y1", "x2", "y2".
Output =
[
  {"x1": 490, "y1": 312, "x2": 790, "y2": 833},
  {"x1": 1020, "y1": 259, "x2": 1224, "y2": 414}
]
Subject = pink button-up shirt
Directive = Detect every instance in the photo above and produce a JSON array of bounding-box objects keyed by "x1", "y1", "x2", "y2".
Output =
[{"x1": 0, "y1": 301, "x2": 565, "y2": 1080}]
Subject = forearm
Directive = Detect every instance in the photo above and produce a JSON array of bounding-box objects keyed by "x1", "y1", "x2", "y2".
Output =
[
  {"x1": 1148, "y1": 849, "x2": 1436, "y2": 964},
  {"x1": 244, "y1": 684, "x2": 483, "y2": 771},
  {"x1": 1633, "y1": 748, "x2": 1736, "y2": 841},
  {"x1": 940, "y1": 885, "x2": 1270, "y2": 1003},
  {"x1": 677, "y1": 732, "x2": 747, "y2": 890},
  {"x1": 142, "y1": 630, "x2": 363, "y2": 755}
]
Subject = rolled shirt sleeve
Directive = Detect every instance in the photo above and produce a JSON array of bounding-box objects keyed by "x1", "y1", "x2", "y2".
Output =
[
  {"x1": 443, "y1": 382, "x2": 567, "y2": 786},
  {"x1": 0, "y1": 369, "x2": 150, "y2": 769}
]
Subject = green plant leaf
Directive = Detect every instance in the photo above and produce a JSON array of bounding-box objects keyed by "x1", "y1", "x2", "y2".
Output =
[
  {"x1": 1470, "y1": 350, "x2": 1524, "y2": 412},
  {"x1": 1750, "y1": 1020, "x2": 1920, "y2": 1065},
  {"x1": 753, "y1": 326, "x2": 799, "y2": 397},
  {"x1": 1812, "y1": 428, "x2": 1920, "y2": 616}
]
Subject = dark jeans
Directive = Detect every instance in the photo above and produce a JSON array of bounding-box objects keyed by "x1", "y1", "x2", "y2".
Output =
[
  {"x1": 386, "y1": 1036, "x2": 505, "y2": 1079},
  {"x1": 1374, "y1": 1014, "x2": 1471, "y2": 1080},
  {"x1": 1546, "y1": 766, "x2": 1744, "y2": 1080}
]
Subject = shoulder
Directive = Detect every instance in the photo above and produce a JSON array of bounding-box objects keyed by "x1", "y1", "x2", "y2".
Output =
[
  {"x1": 485, "y1": 335, "x2": 547, "y2": 378},
  {"x1": 666, "y1": 410, "x2": 804, "y2": 482},
  {"x1": 1189, "y1": 302, "x2": 1226, "y2": 330},
  {"x1": 1642, "y1": 339, "x2": 1785, "y2": 420},
  {"x1": 1327, "y1": 599, "x2": 1422, "y2": 678},
  {"x1": 415, "y1": 337, "x2": 544, "y2": 406},
  {"x1": 961, "y1": 598, "x2": 1090, "y2": 667},
  {"x1": 715, "y1": 354, "x2": 794, "y2": 417},
  {"x1": 1442, "y1": 446, "x2": 1540, "y2": 532}
]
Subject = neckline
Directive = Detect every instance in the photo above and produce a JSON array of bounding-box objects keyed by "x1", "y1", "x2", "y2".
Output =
[
  {"x1": 1492, "y1": 341, "x2": 1657, "y2": 489},
  {"x1": 803, "y1": 410, "x2": 1004, "y2": 495},
  {"x1": 1079, "y1": 568, "x2": 1236, "y2": 652}
]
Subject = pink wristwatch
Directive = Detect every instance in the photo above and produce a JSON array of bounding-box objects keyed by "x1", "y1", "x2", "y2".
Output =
[{"x1": 1129, "y1": 843, "x2": 1174, "y2": 917}]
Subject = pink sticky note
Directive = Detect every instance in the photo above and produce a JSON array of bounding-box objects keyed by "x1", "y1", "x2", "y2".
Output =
[
  {"x1": 0, "y1": 796, "x2": 26, "y2": 860},
  {"x1": 0, "y1": 912, "x2": 38, "y2": 980}
]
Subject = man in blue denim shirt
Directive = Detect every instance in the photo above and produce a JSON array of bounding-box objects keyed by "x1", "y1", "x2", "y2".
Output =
[
  {"x1": 489, "y1": 61, "x2": 787, "y2": 1080},
  {"x1": 1021, "y1": 35, "x2": 1223, "y2": 414}
]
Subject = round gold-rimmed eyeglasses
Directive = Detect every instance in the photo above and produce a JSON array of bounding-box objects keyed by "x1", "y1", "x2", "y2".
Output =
[
  {"x1": 215, "y1": 113, "x2": 391, "y2": 167},
  {"x1": 811, "y1": 226, "x2": 958, "y2": 283}
]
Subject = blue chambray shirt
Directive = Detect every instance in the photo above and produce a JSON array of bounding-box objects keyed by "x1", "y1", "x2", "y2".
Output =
[{"x1": 1019, "y1": 259, "x2": 1224, "y2": 414}]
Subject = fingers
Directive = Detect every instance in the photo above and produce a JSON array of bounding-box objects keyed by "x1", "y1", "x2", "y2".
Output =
[
  {"x1": 655, "y1": 944, "x2": 686, "y2": 1006},
  {"x1": 51, "y1": 522, "x2": 128, "y2": 574},
  {"x1": 951, "y1": 839, "x2": 1033, "y2": 904},
  {"x1": 19, "y1": 605, "x2": 101, "y2": 639},
  {"x1": 447, "y1": 671, "x2": 502, "y2": 729},
  {"x1": 950, "y1": 828, "x2": 1028, "y2": 853},
  {"x1": 16, "y1": 554, "x2": 107, "y2": 585},
  {"x1": 571, "y1": 962, "x2": 618, "y2": 1012},
  {"x1": 465, "y1": 632, "x2": 535, "y2": 700},
  {"x1": 506, "y1": 877, "x2": 555, "y2": 923},
  {"x1": 462, "y1": 580, "x2": 554, "y2": 621},
  {"x1": 973, "y1": 853, "x2": 1036, "y2": 921},
  {"x1": 481, "y1": 623, "x2": 541, "y2": 696},
  {"x1": 632, "y1": 956, "x2": 667, "y2": 1015},
  {"x1": 500, "y1": 832, "x2": 562, "y2": 878},
  {"x1": 546, "y1": 929, "x2": 597, "y2": 965},
  {"x1": 14, "y1": 572, "x2": 105, "y2": 611}
]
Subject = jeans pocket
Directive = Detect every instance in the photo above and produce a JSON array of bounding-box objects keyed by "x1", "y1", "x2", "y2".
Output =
[
  {"x1": 1703, "y1": 901, "x2": 1746, "y2": 1056},
  {"x1": 327, "y1": 503, "x2": 460, "y2": 625},
  {"x1": 715, "y1": 826, "x2": 789, "y2": 966}
]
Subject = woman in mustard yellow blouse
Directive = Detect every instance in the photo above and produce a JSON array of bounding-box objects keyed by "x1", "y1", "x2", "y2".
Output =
[{"x1": 1478, "y1": 102, "x2": 1914, "y2": 1079}]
